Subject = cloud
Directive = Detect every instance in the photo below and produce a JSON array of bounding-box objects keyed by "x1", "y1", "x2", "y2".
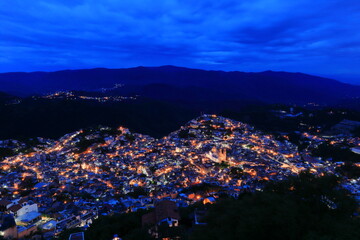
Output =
[{"x1": 0, "y1": 0, "x2": 359, "y2": 82}]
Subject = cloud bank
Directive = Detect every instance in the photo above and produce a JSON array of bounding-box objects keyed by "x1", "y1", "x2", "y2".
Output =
[{"x1": 0, "y1": 0, "x2": 359, "y2": 82}]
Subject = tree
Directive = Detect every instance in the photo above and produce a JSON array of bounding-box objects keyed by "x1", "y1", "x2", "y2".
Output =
[
  {"x1": 85, "y1": 210, "x2": 152, "y2": 240},
  {"x1": 312, "y1": 142, "x2": 360, "y2": 163},
  {"x1": 190, "y1": 173, "x2": 360, "y2": 240},
  {"x1": 178, "y1": 129, "x2": 195, "y2": 139},
  {"x1": 336, "y1": 162, "x2": 360, "y2": 178},
  {"x1": 126, "y1": 187, "x2": 148, "y2": 198},
  {"x1": 124, "y1": 134, "x2": 136, "y2": 142},
  {"x1": 0, "y1": 147, "x2": 14, "y2": 160},
  {"x1": 230, "y1": 167, "x2": 244, "y2": 178},
  {"x1": 19, "y1": 176, "x2": 37, "y2": 190},
  {"x1": 55, "y1": 227, "x2": 83, "y2": 240},
  {"x1": 352, "y1": 126, "x2": 360, "y2": 137}
]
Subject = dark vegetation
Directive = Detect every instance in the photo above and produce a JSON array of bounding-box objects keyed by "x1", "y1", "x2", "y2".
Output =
[
  {"x1": 178, "y1": 129, "x2": 196, "y2": 139},
  {"x1": 353, "y1": 126, "x2": 360, "y2": 137},
  {"x1": 0, "y1": 97, "x2": 198, "y2": 139},
  {"x1": 0, "y1": 148, "x2": 14, "y2": 160},
  {"x1": 57, "y1": 173, "x2": 360, "y2": 240},
  {"x1": 190, "y1": 174, "x2": 360, "y2": 240},
  {"x1": 0, "y1": 91, "x2": 19, "y2": 104},
  {"x1": 308, "y1": 141, "x2": 360, "y2": 178},
  {"x1": 221, "y1": 105, "x2": 360, "y2": 135},
  {"x1": 74, "y1": 137, "x2": 105, "y2": 153},
  {"x1": 181, "y1": 183, "x2": 223, "y2": 195},
  {"x1": 126, "y1": 187, "x2": 149, "y2": 198},
  {"x1": 337, "y1": 162, "x2": 360, "y2": 178},
  {"x1": 55, "y1": 227, "x2": 83, "y2": 240},
  {"x1": 84, "y1": 210, "x2": 151, "y2": 240},
  {"x1": 312, "y1": 142, "x2": 360, "y2": 163},
  {"x1": 19, "y1": 176, "x2": 38, "y2": 190},
  {"x1": 0, "y1": 138, "x2": 49, "y2": 161},
  {"x1": 229, "y1": 167, "x2": 246, "y2": 178},
  {"x1": 1, "y1": 97, "x2": 360, "y2": 142}
]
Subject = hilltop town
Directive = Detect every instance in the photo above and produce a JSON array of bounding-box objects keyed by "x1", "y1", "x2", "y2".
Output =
[{"x1": 1, "y1": 114, "x2": 360, "y2": 239}]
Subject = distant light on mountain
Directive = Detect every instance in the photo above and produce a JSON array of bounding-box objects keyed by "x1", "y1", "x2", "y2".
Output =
[{"x1": 0, "y1": 66, "x2": 359, "y2": 106}]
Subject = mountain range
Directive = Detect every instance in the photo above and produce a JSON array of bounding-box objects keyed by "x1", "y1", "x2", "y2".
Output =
[
  {"x1": 1, "y1": 66, "x2": 359, "y2": 105},
  {"x1": 0, "y1": 66, "x2": 359, "y2": 140}
]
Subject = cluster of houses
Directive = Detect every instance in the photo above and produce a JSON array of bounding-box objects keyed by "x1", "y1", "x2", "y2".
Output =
[
  {"x1": 0, "y1": 196, "x2": 99, "y2": 239},
  {"x1": 1, "y1": 114, "x2": 359, "y2": 239},
  {"x1": 0, "y1": 198, "x2": 42, "y2": 239},
  {"x1": 36, "y1": 91, "x2": 137, "y2": 103}
]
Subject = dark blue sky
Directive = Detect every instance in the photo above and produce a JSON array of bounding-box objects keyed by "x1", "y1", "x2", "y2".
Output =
[{"x1": 1, "y1": 0, "x2": 360, "y2": 83}]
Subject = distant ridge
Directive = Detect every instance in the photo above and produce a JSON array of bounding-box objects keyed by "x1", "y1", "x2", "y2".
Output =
[{"x1": 0, "y1": 66, "x2": 359, "y2": 105}]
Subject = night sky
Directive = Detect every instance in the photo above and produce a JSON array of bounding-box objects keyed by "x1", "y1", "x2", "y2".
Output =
[{"x1": 1, "y1": 0, "x2": 359, "y2": 83}]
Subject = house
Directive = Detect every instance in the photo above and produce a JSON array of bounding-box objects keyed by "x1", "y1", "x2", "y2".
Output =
[
  {"x1": 142, "y1": 200, "x2": 180, "y2": 227},
  {"x1": 8, "y1": 205, "x2": 22, "y2": 217},
  {"x1": 351, "y1": 147, "x2": 360, "y2": 155},
  {"x1": 0, "y1": 200, "x2": 12, "y2": 211},
  {"x1": 202, "y1": 197, "x2": 216, "y2": 205},
  {"x1": 0, "y1": 214, "x2": 17, "y2": 239},
  {"x1": 142, "y1": 200, "x2": 181, "y2": 239},
  {"x1": 17, "y1": 225, "x2": 37, "y2": 239},
  {"x1": 8, "y1": 200, "x2": 38, "y2": 219},
  {"x1": 69, "y1": 232, "x2": 85, "y2": 240},
  {"x1": 194, "y1": 208, "x2": 207, "y2": 225},
  {"x1": 11, "y1": 201, "x2": 41, "y2": 226}
]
